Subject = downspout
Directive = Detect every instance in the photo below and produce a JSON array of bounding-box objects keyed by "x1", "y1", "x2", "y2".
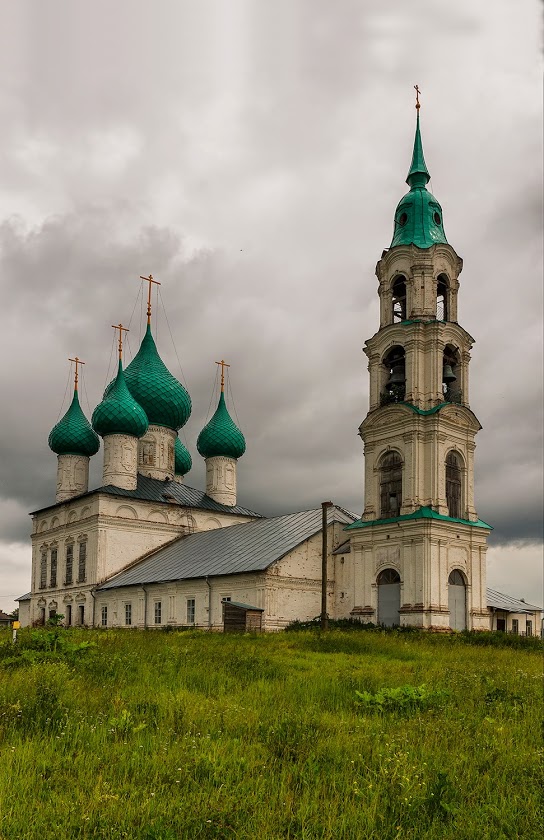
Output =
[
  {"x1": 90, "y1": 588, "x2": 96, "y2": 628},
  {"x1": 142, "y1": 586, "x2": 148, "y2": 629},
  {"x1": 205, "y1": 576, "x2": 212, "y2": 630}
]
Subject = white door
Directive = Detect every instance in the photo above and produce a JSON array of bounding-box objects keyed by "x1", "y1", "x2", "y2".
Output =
[
  {"x1": 448, "y1": 570, "x2": 466, "y2": 631},
  {"x1": 378, "y1": 582, "x2": 401, "y2": 626}
]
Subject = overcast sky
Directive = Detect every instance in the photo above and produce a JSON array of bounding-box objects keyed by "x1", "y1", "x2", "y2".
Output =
[{"x1": 0, "y1": 0, "x2": 542, "y2": 612}]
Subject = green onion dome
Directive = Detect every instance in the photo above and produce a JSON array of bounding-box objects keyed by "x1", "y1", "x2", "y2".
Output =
[
  {"x1": 390, "y1": 112, "x2": 448, "y2": 250},
  {"x1": 92, "y1": 361, "x2": 149, "y2": 438},
  {"x1": 197, "y1": 392, "x2": 246, "y2": 459},
  {"x1": 48, "y1": 390, "x2": 100, "y2": 457},
  {"x1": 121, "y1": 325, "x2": 191, "y2": 430},
  {"x1": 174, "y1": 437, "x2": 192, "y2": 475}
]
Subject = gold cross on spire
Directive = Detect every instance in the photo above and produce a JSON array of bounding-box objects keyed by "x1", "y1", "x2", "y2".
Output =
[
  {"x1": 414, "y1": 84, "x2": 421, "y2": 111},
  {"x1": 112, "y1": 323, "x2": 129, "y2": 359},
  {"x1": 68, "y1": 356, "x2": 85, "y2": 391},
  {"x1": 140, "y1": 274, "x2": 161, "y2": 324},
  {"x1": 215, "y1": 358, "x2": 230, "y2": 393}
]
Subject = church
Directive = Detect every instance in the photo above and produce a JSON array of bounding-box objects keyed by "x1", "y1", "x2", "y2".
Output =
[{"x1": 17, "y1": 100, "x2": 542, "y2": 635}]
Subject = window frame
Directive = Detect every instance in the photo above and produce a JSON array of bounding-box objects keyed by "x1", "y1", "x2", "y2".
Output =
[
  {"x1": 446, "y1": 451, "x2": 463, "y2": 519},
  {"x1": 77, "y1": 541, "x2": 87, "y2": 583},
  {"x1": 101, "y1": 605, "x2": 108, "y2": 628},
  {"x1": 50, "y1": 547, "x2": 58, "y2": 588},
  {"x1": 379, "y1": 451, "x2": 403, "y2": 518},
  {"x1": 39, "y1": 549, "x2": 48, "y2": 589},
  {"x1": 65, "y1": 543, "x2": 74, "y2": 585},
  {"x1": 154, "y1": 601, "x2": 162, "y2": 625},
  {"x1": 125, "y1": 603, "x2": 132, "y2": 626},
  {"x1": 186, "y1": 598, "x2": 196, "y2": 625}
]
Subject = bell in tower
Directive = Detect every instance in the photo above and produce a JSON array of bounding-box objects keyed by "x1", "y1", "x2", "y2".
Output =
[{"x1": 346, "y1": 88, "x2": 491, "y2": 633}]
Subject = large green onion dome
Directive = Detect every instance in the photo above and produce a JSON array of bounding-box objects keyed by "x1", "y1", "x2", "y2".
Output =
[
  {"x1": 48, "y1": 390, "x2": 100, "y2": 457},
  {"x1": 120, "y1": 325, "x2": 191, "y2": 430},
  {"x1": 197, "y1": 392, "x2": 246, "y2": 459},
  {"x1": 174, "y1": 437, "x2": 192, "y2": 475},
  {"x1": 92, "y1": 361, "x2": 149, "y2": 439},
  {"x1": 390, "y1": 112, "x2": 448, "y2": 250}
]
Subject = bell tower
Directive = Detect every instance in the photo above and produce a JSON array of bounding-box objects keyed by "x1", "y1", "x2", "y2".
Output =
[{"x1": 346, "y1": 91, "x2": 491, "y2": 631}]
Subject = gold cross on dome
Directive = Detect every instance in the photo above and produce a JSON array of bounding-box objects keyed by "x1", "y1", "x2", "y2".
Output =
[
  {"x1": 68, "y1": 356, "x2": 85, "y2": 391},
  {"x1": 414, "y1": 84, "x2": 421, "y2": 111},
  {"x1": 112, "y1": 323, "x2": 129, "y2": 359},
  {"x1": 215, "y1": 358, "x2": 230, "y2": 393},
  {"x1": 140, "y1": 274, "x2": 161, "y2": 324}
]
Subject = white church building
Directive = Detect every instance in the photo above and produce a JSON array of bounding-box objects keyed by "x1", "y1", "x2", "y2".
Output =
[{"x1": 17, "y1": 103, "x2": 542, "y2": 635}]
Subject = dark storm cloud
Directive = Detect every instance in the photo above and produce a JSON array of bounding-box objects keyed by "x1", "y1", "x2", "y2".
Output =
[{"x1": 0, "y1": 0, "x2": 541, "y2": 607}]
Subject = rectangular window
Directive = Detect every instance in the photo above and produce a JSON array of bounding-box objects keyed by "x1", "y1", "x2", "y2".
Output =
[
  {"x1": 39, "y1": 550, "x2": 47, "y2": 589},
  {"x1": 125, "y1": 603, "x2": 132, "y2": 626},
  {"x1": 78, "y1": 605, "x2": 85, "y2": 626},
  {"x1": 78, "y1": 542, "x2": 86, "y2": 583},
  {"x1": 50, "y1": 548, "x2": 58, "y2": 588},
  {"x1": 526, "y1": 620, "x2": 533, "y2": 637},
  {"x1": 186, "y1": 598, "x2": 195, "y2": 625},
  {"x1": 511, "y1": 619, "x2": 519, "y2": 635},
  {"x1": 101, "y1": 606, "x2": 108, "y2": 627},
  {"x1": 154, "y1": 601, "x2": 162, "y2": 625},
  {"x1": 65, "y1": 544, "x2": 73, "y2": 585},
  {"x1": 66, "y1": 604, "x2": 72, "y2": 626}
]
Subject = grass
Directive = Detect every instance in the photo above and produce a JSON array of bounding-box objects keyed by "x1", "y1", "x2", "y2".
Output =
[{"x1": 0, "y1": 626, "x2": 541, "y2": 839}]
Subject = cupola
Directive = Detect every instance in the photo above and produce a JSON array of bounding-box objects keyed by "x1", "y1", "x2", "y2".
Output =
[
  {"x1": 49, "y1": 357, "x2": 99, "y2": 503},
  {"x1": 390, "y1": 96, "x2": 448, "y2": 250},
  {"x1": 198, "y1": 360, "x2": 245, "y2": 506},
  {"x1": 49, "y1": 390, "x2": 99, "y2": 457},
  {"x1": 174, "y1": 437, "x2": 192, "y2": 481}
]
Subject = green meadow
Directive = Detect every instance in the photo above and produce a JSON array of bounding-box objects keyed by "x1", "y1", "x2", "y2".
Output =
[{"x1": 0, "y1": 626, "x2": 541, "y2": 840}]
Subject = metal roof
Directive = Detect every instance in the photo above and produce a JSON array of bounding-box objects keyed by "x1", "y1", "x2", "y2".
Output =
[
  {"x1": 97, "y1": 506, "x2": 356, "y2": 590},
  {"x1": 31, "y1": 474, "x2": 263, "y2": 518},
  {"x1": 222, "y1": 600, "x2": 264, "y2": 612},
  {"x1": 16, "y1": 592, "x2": 31, "y2": 601},
  {"x1": 486, "y1": 588, "x2": 542, "y2": 614}
]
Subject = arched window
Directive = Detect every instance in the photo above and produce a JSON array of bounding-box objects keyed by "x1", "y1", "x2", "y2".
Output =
[
  {"x1": 436, "y1": 274, "x2": 449, "y2": 321},
  {"x1": 382, "y1": 346, "x2": 406, "y2": 404},
  {"x1": 446, "y1": 451, "x2": 462, "y2": 518},
  {"x1": 377, "y1": 568, "x2": 401, "y2": 585},
  {"x1": 392, "y1": 275, "x2": 407, "y2": 322},
  {"x1": 379, "y1": 452, "x2": 403, "y2": 518}
]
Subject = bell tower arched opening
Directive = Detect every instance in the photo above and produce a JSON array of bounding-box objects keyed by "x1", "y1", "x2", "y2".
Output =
[
  {"x1": 448, "y1": 569, "x2": 467, "y2": 630},
  {"x1": 392, "y1": 275, "x2": 407, "y2": 322},
  {"x1": 377, "y1": 568, "x2": 401, "y2": 626},
  {"x1": 436, "y1": 274, "x2": 449, "y2": 321},
  {"x1": 442, "y1": 345, "x2": 461, "y2": 403},
  {"x1": 381, "y1": 346, "x2": 406, "y2": 405}
]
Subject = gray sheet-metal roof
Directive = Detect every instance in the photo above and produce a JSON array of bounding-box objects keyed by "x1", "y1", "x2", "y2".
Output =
[
  {"x1": 31, "y1": 475, "x2": 263, "y2": 518},
  {"x1": 16, "y1": 592, "x2": 31, "y2": 601},
  {"x1": 486, "y1": 588, "x2": 542, "y2": 614},
  {"x1": 98, "y1": 506, "x2": 356, "y2": 590}
]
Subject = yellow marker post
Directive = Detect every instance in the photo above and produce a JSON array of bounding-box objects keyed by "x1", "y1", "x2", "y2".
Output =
[{"x1": 12, "y1": 620, "x2": 20, "y2": 644}]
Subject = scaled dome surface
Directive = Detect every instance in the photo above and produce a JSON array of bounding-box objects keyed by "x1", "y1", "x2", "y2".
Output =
[
  {"x1": 197, "y1": 392, "x2": 246, "y2": 460},
  {"x1": 121, "y1": 325, "x2": 191, "y2": 430},
  {"x1": 92, "y1": 361, "x2": 149, "y2": 438},
  {"x1": 48, "y1": 391, "x2": 100, "y2": 457},
  {"x1": 174, "y1": 437, "x2": 192, "y2": 475}
]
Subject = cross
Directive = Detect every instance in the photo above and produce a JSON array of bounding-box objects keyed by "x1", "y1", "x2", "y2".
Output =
[
  {"x1": 68, "y1": 356, "x2": 85, "y2": 391},
  {"x1": 414, "y1": 84, "x2": 421, "y2": 111},
  {"x1": 215, "y1": 358, "x2": 230, "y2": 393},
  {"x1": 112, "y1": 323, "x2": 129, "y2": 359},
  {"x1": 140, "y1": 274, "x2": 161, "y2": 324}
]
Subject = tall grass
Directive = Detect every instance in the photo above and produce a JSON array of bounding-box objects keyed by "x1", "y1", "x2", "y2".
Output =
[{"x1": 0, "y1": 627, "x2": 541, "y2": 839}]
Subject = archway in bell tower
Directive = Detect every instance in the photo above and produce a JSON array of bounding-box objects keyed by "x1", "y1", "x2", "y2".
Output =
[
  {"x1": 392, "y1": 275, "x2": 407, "y2": 322},
  {"x1": 436, "y1": 273, "x2": 449, "y2": 320},
  {"x1": 446, "y1": 450, "x2": 463, "y2": 518},
  {"x1": 381, "y1": 346, "x2": 406, "y2": 404},
  {"x1": 448, "y1": 569, "x2": 467, "y2": 630},
  {"x1": 442, "y1": 345, "x2": 460, "y2": 403}
]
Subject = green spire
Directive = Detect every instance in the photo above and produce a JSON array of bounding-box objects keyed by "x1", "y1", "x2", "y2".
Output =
[
  {"x1": 197, "y1": 392, "x2": 246, "y2": 460},
  {"x1": 406, "y1": 112, "x2": 430, "y2": 188},
  {"x1": 390, "y1": 109, "x2": 448, "y2": 250},
  {"x1": 48, "y1": 390, "x2": 100, "y2": 457},
  {"x1": 92, "y1": 360, "x2": 149, "y2": 439},
  {"x1": 174, "y1": 437, "x2": 192, "y2": 475},
  {"x1": 120, "y1": 325, "x2": 192, "y2": 430}
]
